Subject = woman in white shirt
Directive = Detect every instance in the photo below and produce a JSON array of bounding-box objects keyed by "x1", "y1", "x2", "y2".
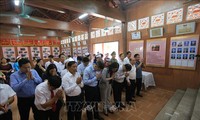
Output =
[
  {"x1": 0, "y1": 80, "x2": 16, "y2": 120},
  {"x1": 118, "y1": 53, "x2": 125, "y2": 66},
  {"x1": 34, "y1": 75, "x2": 63, "y2": 120},
  {"x1": 62, "y1": 61, "x2": 84, "y2": 120}
]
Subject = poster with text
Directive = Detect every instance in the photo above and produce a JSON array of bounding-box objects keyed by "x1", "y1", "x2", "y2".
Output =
[
  {"x1": 77, "y1": 47, "x2": 82, "y2": 56},
  {"x1": 151, "y1": 13, "x2": 164, "y2": 27},
  {"x1": 128, "y1": 20, "x2": 137, "y2": 31},
  {"x1": 17, "y1": 47, "x2": 29, "y2": 59},
  {"x1": 129, "y1": 40, "x2": 144, "y2": 59},
  {"x1": 42, "y1": 47, "x2": 51, "y2": 59},
  {"x1": 138, "y1": 17, "x2": 149, "y2": 30},
  {"x1": 96, "y1": 30, "x2": 101, "y2": 38},
  {"x1": 2, "y1": 47, "x2": 16, "y2": 61},
  {"x1": 52, "y1": 47, "x2": 60, "y2": 58},
  {"x1": 146, "y1": 38, "x2": 166, "y2": 67},
  {"x1": 186, "y1": 3, "x2": 200, "y2": 21},
  {"x1": 169, "y1": 35, "x2": 199, "y2": 70},
  {"x1": 167, "y1": 8, "x2": 183, "y2": 24},
  {"x1": 30, "y1": 47, "x2": 41, "y2": 59}
]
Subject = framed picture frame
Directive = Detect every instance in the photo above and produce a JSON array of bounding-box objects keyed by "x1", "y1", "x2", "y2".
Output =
[
  {"x1": 129, "y1": 40, "x2": 144, "y2": 59},
  {"x1": 176, "y1": 22, "x2": 196, "y2": 35},
  {"x1": 150, "y1": 27, "x2": 163, "y2": 38},
  {"x1": 131, "y1": 31, "x2": 141, "y2": 40}
]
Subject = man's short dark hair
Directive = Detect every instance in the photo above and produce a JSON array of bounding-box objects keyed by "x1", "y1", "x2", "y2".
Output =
[
  {"x1": 82, "y1": 57, "x2": 89, "y2": 63},
  {"x1": 59, "y1": 54, "x2": 65, "y2": 58},
  {"x1": 96, "y1": 61, "x2": 104, "y2": 70},
  {"x1": 126, "y1": 51, "x2": 131, "y2": 55},
  {"x1": 68, "y1": 61, "x2": 76, "y2": 67},
  {"x1": 18, "y1": 58, "x2": 30, "y2": 67},
  {"x1": 68, "y1": 55, "x2": 71, "y2": 58},
  {"x1": 48, "y1": 75, "x2": 61, "y2": 89},
  {"x1": 134, "y1": 54, "x2": 140, "y2": 58},
  {"x1": 48, "y1": 55, "x2": 54, "y2": 58},
  {"x1": 124, "y1": 64, "x2": 132, "y2": 71},
  {"x1": 77, "y1": 56, "x2": 82, "y2": 61}
]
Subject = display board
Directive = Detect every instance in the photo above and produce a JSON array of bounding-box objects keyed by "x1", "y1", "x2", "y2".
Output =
[
  {"x1": 52, "y1": 47, "x2": 60, "y2": 58},
  {"x1": 151, "y1": 13, "x2": 164, "y2": 27},
  {"x1": 146, "y1": 38, "x2": 167, "y2": 67},
  {"x1": 30, "y1": 47, "x2": 41, "y2": 59},
  {"x1": 138, "y1": 17, "x2": 149, "y2": 30},
  {"x1": 128, "y1": 20, "x2": 137, "y2": 31},
  {"x1": 167, "y1": 8, "x2": 183, "y2": 24},
  {"x1": 129, "y1": 40, "x2": 144, "y2": 59},
  {"x1": 17, "y1": 47, "x2": 29, "y2": 59},
  {"x1": 169, "y1": 35, "x2": 199, "y2": 70},
  {"x1": 186, "y1": 3, "x2": 200, "y2": 21},
  {"x1": 2, "y1": 47, "x2": 16, "y2": 61},
  {"x1": 42, "y1": 47, "x2": 51, "y2": 59}
]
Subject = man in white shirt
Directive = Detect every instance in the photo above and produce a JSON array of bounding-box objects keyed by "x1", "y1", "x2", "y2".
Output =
[
  {"x1": 45, "y1": 55, "x2": 59, "y2": 70},
  {"x1": 113, "y1": 64, "x2": 132, "y2": 109},
  {"x1": 118, "y1": 53, "x2": 125, "y2": 66},
  {"x1": 62, "y1": 61, "x2": 84, "y2": 120},
  {"x1": 125, "y1": 58, "x2": 137, "y2": 104},
  {"x1": 124, "y1": 51, "x2": 132, "y2": 65},
  {"x1": 73, "y1": 53, "x2": 78, "y2": 62},
  {"x1": 34, "y1": 75, "x2": 63, "y2": 120},
  {"x1": 57, "y1": 54, "x2": 66, "y2": 74},
  {"x1": 0, "y1": 82, "x2": 16, "y2": 120}
]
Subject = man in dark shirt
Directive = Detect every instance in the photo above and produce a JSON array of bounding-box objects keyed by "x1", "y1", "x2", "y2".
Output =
[{"x1": 134, "y1": 54, "x2": 145, "y2": 97}]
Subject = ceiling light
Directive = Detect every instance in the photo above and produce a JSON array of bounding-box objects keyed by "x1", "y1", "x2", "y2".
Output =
[
  {"x1": 79, "y1": 13, "x2": 88, "y2": 19},
  {"x1": 14, "y1": 0, "x2": 20, "y2": 6},
  {"x1": 58, "y1": 10, "x2": 65, "y2": 14}
]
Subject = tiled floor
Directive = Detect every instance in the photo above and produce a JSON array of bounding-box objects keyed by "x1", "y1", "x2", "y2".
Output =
[{"x1": 11, "y1": 87, "x2": 174, "y2": 120}]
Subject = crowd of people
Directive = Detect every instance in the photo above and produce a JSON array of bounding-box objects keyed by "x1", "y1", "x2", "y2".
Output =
[{"x1": 0, "y1": 51, "x2": 145, "y2": 120}]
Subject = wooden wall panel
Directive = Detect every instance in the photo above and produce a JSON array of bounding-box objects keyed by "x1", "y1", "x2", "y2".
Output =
[{"x1": 127, "y1": 0, "x2": 200, "y2": 90}]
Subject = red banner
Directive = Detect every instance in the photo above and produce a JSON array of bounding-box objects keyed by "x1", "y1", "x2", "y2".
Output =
[{"x1": 0, "y1": 39, "x2": 10, "y2": 45}]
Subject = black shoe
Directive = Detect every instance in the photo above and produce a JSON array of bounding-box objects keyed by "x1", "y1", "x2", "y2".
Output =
[
  {"x1": 137, "y1": 94, "x2": 143, "y2": 97},
  {"x1": 120, "y1": 103, "x2": 126, "y2": 108},
  {"x1": 130, "y1": 99, "x2": 136, "y2": 102}
]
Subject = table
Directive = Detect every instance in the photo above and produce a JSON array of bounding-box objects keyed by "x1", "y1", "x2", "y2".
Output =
[{"x1": 142, "y1": 71, "x2": 156, "y2": 90}]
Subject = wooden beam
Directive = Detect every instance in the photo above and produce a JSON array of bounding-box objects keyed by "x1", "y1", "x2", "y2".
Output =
[
  {"x1": 0, "y1": 16, "x2": 87, "y2": 32},
  {"x1": 0, "y1": 25, "x2": 70, "y2": 37},
  {"x1": 25, "y1": 0, "x2": 125, "y2": 22}
]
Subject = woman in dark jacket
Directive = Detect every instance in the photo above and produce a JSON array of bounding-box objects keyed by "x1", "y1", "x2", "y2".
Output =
[{"x1": 34, "y1": 59, "x2": 46, "y2": 79}]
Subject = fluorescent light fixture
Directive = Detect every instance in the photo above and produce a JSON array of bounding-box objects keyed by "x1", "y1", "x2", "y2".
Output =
[
  {"x1": 58, "y1": 10, "x2": 65, "y2": 14},
  {"x1": 14, "y1": 0, "x2": 20, "y2": 6},
  {"x1": 79, "y1": 13, "x2": 88, "y2": 19}
]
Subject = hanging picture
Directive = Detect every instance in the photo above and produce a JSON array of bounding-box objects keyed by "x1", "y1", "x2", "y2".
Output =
[
  {"x1": 128, "y1": 20, "x2": 137, "y2": 31},
  {"x1": 115, "y1": 25, "x2": 122, "y2": 34},
  {"x1": 52, "y1": 47, "x2": 60, "y2": 58},
  {"x1": 96, "y1": 30, "x2": 101, "y2": 38},
  {"x1": 77, "y1": 35, "x2": 81, "y2": 41},
  {"x1": 167, "y1": 8, "x2": 183, "y2": 24},
  {"x1": 66, "y1": 48, "x2": 71, "y2": 56},
  {"x1": 107, "y1": 27, "x2": 114, "y2": 35},
  {"x1": 42, "y1": 47, "x2": 51, "y2": 59},
  {"x1": 146, "y1": 38, "x2": 167, "y2": 67},
  {"x1": 138, "y1": 17, "x2": 149, "y2": 30},
  {"x1": 129, "y1": 40, "x2": 144, "y2": 59},
  {"x1": 17, "y1": 47, "x2": 29, "y2": 59},
  {"x1": 30, "y1": 47, "x2": 41, "y2": 59},
  {"x1": 101, "y1": 29, "x2": 106, "y2": 36},
  {"x1": 72, "y1": 42, "x2": 76, "y2": 47},
  {"x1": 85, "y1": 33, "x2": 88, "y2": 40},
  {"x1": 186, "y1": 3, "x2": 200, "y2": 21},
  {"x1": 2, "y1": 47, "x2": 16, "y2": 61},
  {"x1": 77, "y1": 41, "x2": 81, "y2": 46},
  {"x1": 74, "y1": 36, "x2": 78, "y2": 42},
  {"x1": 73, "y1": 48, "x2": 77, "y2": 54},
  {"x1": 81, "y1": 34, "x2": 85, "y2": 40},
  {"x1": 151, "y1": 13, "x2": 164, "y2": 27},
  {"x1": 82, "y1": 41, "x2": 87, "y2": 45},
  {"x1": 77, "y1": 47, "x2": 82, "y2": 56},
  {"x1": 91, "y1": 31, "x2": 96, "y2": 39},
  {"x1": 169, "y1": 35, "x2": 199, "y2": 70},
  {"x1": 82, "y1": 47, "x2": 88, "y2": 54}
]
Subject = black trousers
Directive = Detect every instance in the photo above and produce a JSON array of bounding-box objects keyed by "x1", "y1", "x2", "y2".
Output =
[
  {"x1": 112, "y1": 81, "x2": 124, "y2": 107},
  {"x1": 136, "y1": 78, "x2": 142, "y2": 95},
  {"x1": 84, "y1": 85, "x2": 100, "y2": 120},
  {"x1": 36, "y1": 109, "x2": 57, "y2": 120},
  {"x1": 0, "y1": 109, "x2": 12, "y2": 120},
  {"x1": 66, "y1": 93, "x2": 84, "y2": 120},
  {"x1": 17, "y1": 97, "x2": 38, "y2": 120},
  {"x1": 126, "y1": 79, "x2": 136, "y2": 102}
]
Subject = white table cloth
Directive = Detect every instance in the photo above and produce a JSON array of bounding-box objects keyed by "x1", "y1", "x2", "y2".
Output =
[{"x1": 142, "y1": 71, "x2": 156, "y2": 89}]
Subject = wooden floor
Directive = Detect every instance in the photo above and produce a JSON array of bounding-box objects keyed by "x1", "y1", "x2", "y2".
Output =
[{"x1": 11, "y1": 87, "x2": 174, "y2": 120}]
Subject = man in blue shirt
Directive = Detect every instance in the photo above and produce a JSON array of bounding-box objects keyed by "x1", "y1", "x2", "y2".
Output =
[
  {"x1": 83, "y1": 61, "x2": 104, "y2": 120},
  {"x1": 10, "y1": 58, "x2": 42, "y2": 120},
  {"x1": 134, "y1": 54, "x2": 145, "y2": 97},
  {"x1": 77, "y1": 57, "x2": 90, "y2": 77}
]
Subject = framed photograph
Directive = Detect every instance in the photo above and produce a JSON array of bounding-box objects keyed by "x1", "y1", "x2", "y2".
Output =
[
  {"x1": 52, "y1": 47, "x2": 60, "y2": 58},
  {"x1": 146, "y1": 38, "x2": 167, "y2": 67},
  {"x1": 17, "y1": 47, "x2": 29, "y2": 59},
  {"x1": 30, "y1": 47, "x2": 41, "y2": 59},
  {"x1": 77, "y1": 47, "x2": 82, "y2": 56},
  {"x1": 2, "y1": 47, "x2": 16, "y2": 61},
  {"x1": 131, "y1": 31, "x2": 141, "y2": 40},
  {"x1": 176, "y1": 22, "x2": 196, "y2": 35},
  {"x1": 169, "y1": 35, "x2": 199, "y2": 70},
  {"x1": 129, "y1": 40, "x2": 144, "y2": 59},
  {"x1": 150, "y1": 27, "x2": 163, "y2": 38},
  {"x1": 42, "y1": 47, "x2": 51, "y2": 59}
]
